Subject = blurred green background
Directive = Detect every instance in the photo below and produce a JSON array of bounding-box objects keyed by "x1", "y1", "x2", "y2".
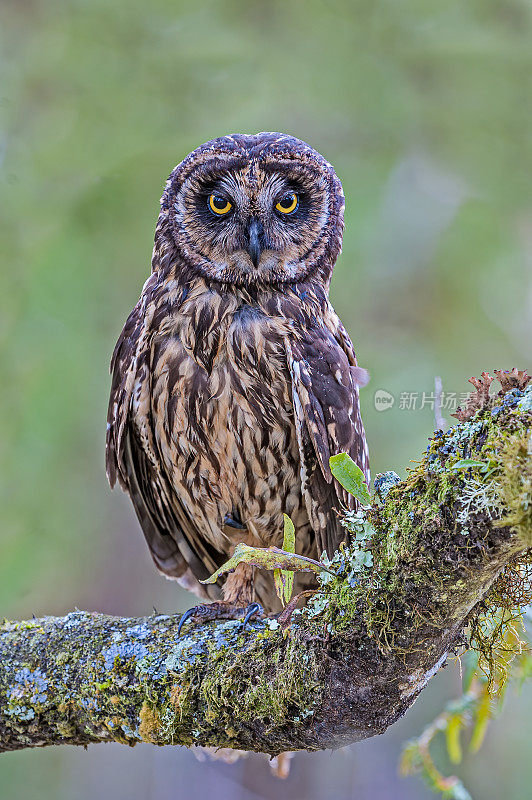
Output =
[{"x1": 1, "y1": 1, "x2": 531, "y2": 798}]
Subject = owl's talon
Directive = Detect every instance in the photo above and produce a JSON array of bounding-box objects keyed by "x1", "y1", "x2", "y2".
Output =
[
  {"x1": 177, "y1": 606, "x2": 199, "y2": 636},
  {"x1": 241, "y1": 602, "x2": 264, "y2": 629}
]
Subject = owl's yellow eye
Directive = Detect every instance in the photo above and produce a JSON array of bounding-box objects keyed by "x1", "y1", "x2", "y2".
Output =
[
  {"x1": 275, "y1": 192, "x2": 298, "y2": 215},
  {"x1": 208, "y1": 194, "x2": 232, "y2": 216}
]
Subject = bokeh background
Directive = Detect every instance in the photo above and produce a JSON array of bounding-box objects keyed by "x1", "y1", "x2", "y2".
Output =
[{"x1": 2, "y1": 1, "x2": 532, "y2": 798}]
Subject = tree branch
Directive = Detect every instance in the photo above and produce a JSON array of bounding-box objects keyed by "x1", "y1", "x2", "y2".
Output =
[{"x1": 1, "y1": 374, "x2": 531, "y2": 755}]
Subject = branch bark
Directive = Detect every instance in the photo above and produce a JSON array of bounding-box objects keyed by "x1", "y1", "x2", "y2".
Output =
[{"x1": 1, "y1": 375, "x2": 531, "y2": 756}]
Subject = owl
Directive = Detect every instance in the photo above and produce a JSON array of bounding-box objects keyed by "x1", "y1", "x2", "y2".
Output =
[{"x1": 106, "y1": 132, "x2": 369, "y2": 627}]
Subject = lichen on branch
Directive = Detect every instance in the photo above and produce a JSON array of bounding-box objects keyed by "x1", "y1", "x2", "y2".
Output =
[{"x1": 0, "y1": 373, "x2": 531, "y2": 756}]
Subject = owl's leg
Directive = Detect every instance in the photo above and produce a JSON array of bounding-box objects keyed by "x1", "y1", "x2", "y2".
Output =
[
  {"x1": 222, "y1": 561, "x2": 254, "y2": 606},
  {"x1": 178, "y1": 563, "x2": 264, "y2": 635}
]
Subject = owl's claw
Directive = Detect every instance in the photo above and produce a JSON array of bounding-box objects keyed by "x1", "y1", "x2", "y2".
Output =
[
  {"x1": 177, "y1": 606, "x2": 202, "y2": 636},
  {"x1": 241, "y1": 602, "x2": 264, "y2": 628},
  {"x1": 177, "y1": 600, "x2": 264, "y2": 636}
]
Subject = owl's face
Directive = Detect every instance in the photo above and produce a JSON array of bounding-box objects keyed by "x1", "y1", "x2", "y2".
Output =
[{"x1": 159, "y1": 133, "x2": 345, "y2": 287}]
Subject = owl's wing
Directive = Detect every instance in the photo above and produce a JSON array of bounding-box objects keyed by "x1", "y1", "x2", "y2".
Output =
[
  {"x1": 106, "y1": 285, "x2": 222, "y2": 599},
  {"x1": 287, "y1": 317, "x2": 369, "y2": 558}
]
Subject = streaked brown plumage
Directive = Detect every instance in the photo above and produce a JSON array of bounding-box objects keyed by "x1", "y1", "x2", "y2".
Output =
[{"x1": 106, "y1": 132, "x2": 369, "y2": 614}]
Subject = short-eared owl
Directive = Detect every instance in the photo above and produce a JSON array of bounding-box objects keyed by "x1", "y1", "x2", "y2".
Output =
[{"x1": 106, "y1": 132, "x2": 369, "y2": 620}]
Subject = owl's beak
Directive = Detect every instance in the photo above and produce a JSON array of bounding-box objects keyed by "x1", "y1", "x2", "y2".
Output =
[{"x1": 246, "y1": 218, "x2": 264, "y2": 267}]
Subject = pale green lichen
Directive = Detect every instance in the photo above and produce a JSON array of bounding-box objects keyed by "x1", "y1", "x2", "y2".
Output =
[
  {"x1": 373, "y1": 471, "x2": 402, "y2": 499},
  {"x1": 457, "y1": 477, "x2": 502, "y2": 526}
]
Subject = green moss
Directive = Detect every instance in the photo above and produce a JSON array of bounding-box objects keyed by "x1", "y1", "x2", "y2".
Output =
[
  {"x1": 140, "y1": 620, "x2": 324, "y2": 753},
  {"x1": 494, "y1": 427, "x2": 532, "y2": 545}
]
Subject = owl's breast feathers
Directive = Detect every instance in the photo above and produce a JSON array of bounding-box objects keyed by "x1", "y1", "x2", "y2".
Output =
[{"x1": 106, "y1": 275, "x2": 368, "y2": 606}]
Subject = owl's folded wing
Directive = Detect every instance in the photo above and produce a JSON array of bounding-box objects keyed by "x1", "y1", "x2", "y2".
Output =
[
  {"x1": 286, "y1": 322, "x2": 369, "y2": 559},
  {"x1": 106, "y1": 294, "x2": 222, "y2": 599}
]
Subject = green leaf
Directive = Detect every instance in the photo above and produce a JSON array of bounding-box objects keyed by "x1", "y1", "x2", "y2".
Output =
[
  {"x1": 282, "y1": 513, "x2": 295, "y2": 553},
  {"x1": 469, "y1": 691, "x2": 491, "y2": 753},
  {"x1": 274, "y1": 568, "x2": 293, "y2": 605},
  {"x1": 451, "y1": 459, "x2": 489, "y2": 472},
  {"x1": 329, "y1": 453, "x2": 371, "y2": 506},
  {"x1": 445, "y1": 715, "x2": 463, "y2": 764},
  {"x1": 274, "y1": 569, "x2": 284, "y2": 602},
  {"x1": 274, "y1": 514, "x2": 296, "y2": 604},
  {"x1": 200, "y1": 542, "x2": 334, "y2": 586}
]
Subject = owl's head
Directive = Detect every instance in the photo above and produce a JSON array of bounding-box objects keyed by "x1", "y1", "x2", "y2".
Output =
[{"x1": 158, "y1": 133, "x2": 345, "y2": 288}]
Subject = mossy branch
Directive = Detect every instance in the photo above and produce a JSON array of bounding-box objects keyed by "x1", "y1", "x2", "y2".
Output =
[{"x1": 1, "y1": 375, "x2": 531, "y2": 756}]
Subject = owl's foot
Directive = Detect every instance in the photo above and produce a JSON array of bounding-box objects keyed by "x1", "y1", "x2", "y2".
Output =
[
  {"x1": 277, "y1": 590, "x2": 317, "y2": 629},
  {"x1": 177, "y1": 600, "x2": 264, "y2": 636}
]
